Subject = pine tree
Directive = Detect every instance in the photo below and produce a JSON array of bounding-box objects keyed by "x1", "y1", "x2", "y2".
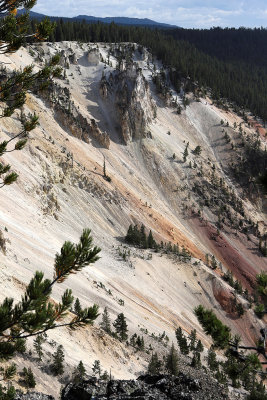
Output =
[
  {"x1": 92, "y1": 360, "x2": 101, "y2": 377},
  {"x1": 207, "y1": 347, "x2": 219, "y2": 372},
  {"x1": 73, "y1": 360, "x2": 86, "y2": 383},
  {"x1": 183, "y1": 142, "x2": 189, "y2": 163},
  {"x1": 254, "y1": 303, "x2": 265, "y2": 319},
  {"x1": 74, "y1": 298, "x2": 82, "y2": 315},
  {"x1": 222, "y1": 351, "x2": 241, "y2": 388},
  {"x1": 259, "y1": 236, "x2": 267, "y2": 257},
  {"x1": 103, "y1": 156, "x2": 106, "y2": 177},
  {"x1": 101, "y1": 370, "x2": 109, "y2": 380},
  {"x1": 196, "y1": 339, "x2": 204, "y2": 353},
  {"x1": 125, "y1": 224, "x2": 134, "y2": 243},
  {"x1": 195, "y1": 304, "x2": 266, "y2": 386},
  {"x1": 147, "y1": 230, "x2": 155, "y2": 249},
  {"x1": 3, "y1": 363, "x2": 16, "y2": 379},
  {"x1": 113, "y1": 313, "x2": 128, "y2": 341},
  {"x1": 77, "y1": 360, "x2": 86, "y2": 378},
  {"x1": 130, "y1": 333, "x2": 137, "y2": 347},
  {"x1": 0, "y1": 384, "x2": 16, "y2": 399},
  {"x1": 165, "y1": 343, "x2": 179, "y2": 375},
  {"x1": 191, "y1": 352, "x2": 200, "y2": 368},
  {"x1": 147, "y1": 352, "x2": 161, "y2": 374},
  {"x1": 33, "y1": 333, "x2": 46, "y2": 361},
  {"x1": 192, "y1": 145, "x2": 202, "y2": 156},
  {"x1": 247, "y1": 381, "x2": 267, "y2": 400},
  {"x1": 103, "y1": 156, "x2": 111, "y2": 182},
  {"x1": 191, "y1": 339, "x2": 204, "y2": 368},
  {"x1": 0, "y1": 2, "x2": 55, "y2": 54},
  {"x1": 194, "y1": 305, "x2": 231, "y2": 349},
  {"x1": 51, "y1": 345, "x2": 65, "y2": 376},
  {"x1": 256, "y1": 271, "x2": 267, "y2": 308},
  {"x1": 132, "y1": 225, "x2": 141, "y2": 246},
  {"x1": 22, "y1": 367, "x2": 36, "y2": 388},
  {"x1": 136, "y1": 335, "x2": 145, "y2": 351},
  {"x1": 100, "y1": 307, "x2": 112, "y2": 334},
  {"x1": 188, "y1": 329, "x2": 197, "y2": 351},
  {"x1": 175, "y1": 327, "x2": 189, "y2": 355},
  {"x1": 236, "y1": 302, "x2": 244, "y2": 317},
  {"x1": 0, "y1": 229, "x2": 100, "y2": 362},
  {"x1": 140, "y1": 224, "x2": 147, "y2": 249},
  {"x1": 234, "y1": 280, "x2": 243, "y2": 295}
]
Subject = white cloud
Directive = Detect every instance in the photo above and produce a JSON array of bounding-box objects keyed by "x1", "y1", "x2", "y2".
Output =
[{"x1": 32, "y1": 0, "x2": 267, "y2": 28}]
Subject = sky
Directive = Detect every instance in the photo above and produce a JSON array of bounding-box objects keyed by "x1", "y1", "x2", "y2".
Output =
[{"x1": 32, "y1": 0, "x2": 267, "y2": 28}]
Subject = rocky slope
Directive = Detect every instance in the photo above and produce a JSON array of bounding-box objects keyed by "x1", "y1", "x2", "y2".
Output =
[
  {"x1": 0, "y1": 41, "x2": 266, "y2": 398},
  {"x1": 62, "y1": 374, "x2": 228, "y2": 400}
]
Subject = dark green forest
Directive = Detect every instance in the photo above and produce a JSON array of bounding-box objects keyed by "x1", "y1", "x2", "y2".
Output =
[
  {"x1": 166, "y1": 27, "x2": 267, "y2": 67},
  {"x1": 29, "y1": 19, "x2": 267, "y2": 123}
]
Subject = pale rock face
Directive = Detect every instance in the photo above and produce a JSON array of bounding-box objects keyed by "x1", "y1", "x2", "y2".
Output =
[
  {"x1": 41, "y1": 79, "x2": 110, "y2": 148},
  {"x1": 120, "y1": 71, "x2": 156, "y2": 142},
  {"x1": 69, "y1": 53, "x2": 78, "y2": 65},
  {"x1": 99, "y1": 77, "x2": 108, "y2": 99},
  {"x1": 87, "y1": 48, "x2": 100, "y2": 65},
  {"x1": 212, "y1": 278, "x2": 236, "y2": 314},
  {"x1": 58, "y1": 50, "x2": 77, "y2": 67},
  {"x1": 59, "y1": 50, "x2": 69, "y2": 68},
  {"x1": 56, "y1": 108, "x2": 110, "y2": 149},
  {"x1": 141, "y1": 47, "x2": 153, "y2": 63},
  {"x1": 101, "y1": 66, "x2": 156, "y2": 143},
  {"x1": 0, "y1": 41, "x2": 266, "y2": 399}
]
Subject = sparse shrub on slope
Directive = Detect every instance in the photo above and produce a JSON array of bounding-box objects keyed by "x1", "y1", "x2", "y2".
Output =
[{"x1": 125, "y1": 224, "x2": 191, "y2": 261}]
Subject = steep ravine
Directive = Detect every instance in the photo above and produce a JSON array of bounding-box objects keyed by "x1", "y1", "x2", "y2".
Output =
[{"x1": 0, "y1": 41, "x2": 266, "y2": 398}]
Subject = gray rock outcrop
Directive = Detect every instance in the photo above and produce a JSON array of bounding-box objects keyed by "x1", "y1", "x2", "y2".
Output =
[
  {"x1": 87, "y1": 48, "x2": 100, "y2": 66},
  {"x1": 61, "y1": 374, "x2": 229, "y2": 400},
  {"x1": 15, "y1": 392, "x2": 55, "y2": 400},
  {"x1": 100, "y1": 66, "x2": 156, "y2": 144},
  {"x1": 40, "y1": 82, "x2": 110, "y2": 149}
]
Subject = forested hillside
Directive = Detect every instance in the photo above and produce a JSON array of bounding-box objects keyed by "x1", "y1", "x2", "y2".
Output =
[
  {"x1": 29, "y1": 19, "x2": 267, "y2": 123},
  {"x1": 166, "y1": 27, "x2": 267, "y2": 67}
]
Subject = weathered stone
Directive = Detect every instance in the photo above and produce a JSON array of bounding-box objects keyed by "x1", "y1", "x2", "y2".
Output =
[
  {"x1": 61, "y1": 373, "x2": 229, "y2": 400},
  {"x1": 39, "y1": 83, "x2": 110, "y2": 149},
  {"x1": 212, "y1": 279, "x2": 236, "y2": 314},
  {"x1": 101, "y1": 67, "x2": 156, "y2": 144},
  {"x1": 87, "y1": 49, "x2": 100, "y2": 66},
  {"x1": 15, "y1": 392, "x2": 55, "y2": 400},
  {"x1": 69, "y1": 53, "x2": 78, "y2": 64}
]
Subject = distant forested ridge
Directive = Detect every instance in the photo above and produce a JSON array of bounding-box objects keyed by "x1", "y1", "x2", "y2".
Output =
[
  {"x1": 17, "y1": 10, "x2": 176, "y2": 28},
  {"x1": 30, "y1": 18, "x2": 267, "y2": 122},
  {"x1": 166, "y1": 27, "x2": 267, "y2": 67}
]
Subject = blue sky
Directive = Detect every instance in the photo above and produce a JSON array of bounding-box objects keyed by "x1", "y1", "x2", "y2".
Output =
[{"x1": 32, "y1": 0, "x2": 267, "y2": 28}]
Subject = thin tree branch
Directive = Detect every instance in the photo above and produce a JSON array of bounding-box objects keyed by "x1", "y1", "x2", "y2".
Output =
[{"x1": 9, "y1": 317, "x2": 90, "y2": 340}]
